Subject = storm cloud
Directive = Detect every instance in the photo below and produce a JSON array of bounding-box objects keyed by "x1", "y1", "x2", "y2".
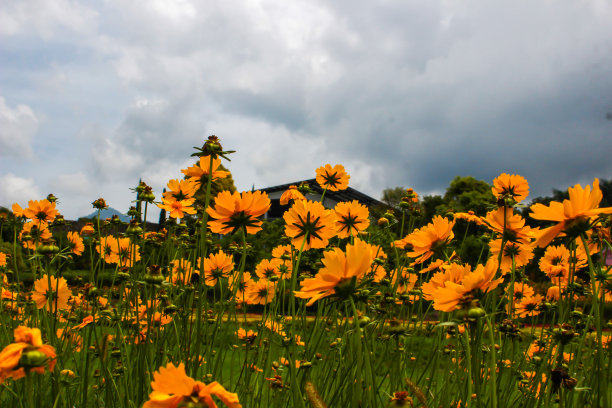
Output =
[{"x1": 1, "y1": 0, "x2": 611, "y2": 218}]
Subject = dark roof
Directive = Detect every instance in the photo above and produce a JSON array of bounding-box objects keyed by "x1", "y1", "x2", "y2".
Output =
[{"x1": 259, "y1": 178, "x2": 386, "y2": 208}]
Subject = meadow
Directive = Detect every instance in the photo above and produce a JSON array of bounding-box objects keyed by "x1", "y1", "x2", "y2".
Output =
[{"x1": 0, "y1": 135, "x2": 611, "y2": 407}]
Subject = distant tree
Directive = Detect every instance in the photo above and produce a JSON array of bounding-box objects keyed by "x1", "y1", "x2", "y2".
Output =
[
  {"x1": 421, "y1": 195, "x2": 446, "y2": 220},
  {"x1": 381, "y1": 187, "x2": 406, "y2": 208},
  {"x1": 158, "y1": 188, "x2": 167, "y2": 229},
  {"x1": 441, "y1": 176, "x2": 495, "y2": 215}
]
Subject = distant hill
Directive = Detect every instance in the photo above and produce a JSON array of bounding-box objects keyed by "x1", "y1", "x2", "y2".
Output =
[{"x1": 83, "y1": 207, "x2": 131, "y2": 222}]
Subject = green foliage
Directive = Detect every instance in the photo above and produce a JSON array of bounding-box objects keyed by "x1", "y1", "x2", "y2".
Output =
[
  {"x1": 442, "y1": 176, "x2": 495, "y2": 215},
  {"x1": 381, "y1": 186, "x2": 406, "y2": 208}
]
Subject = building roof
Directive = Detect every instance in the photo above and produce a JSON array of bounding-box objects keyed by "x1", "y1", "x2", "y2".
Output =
[{"x1": 259, "y1": 178, "x2": 386, "y2": 208}]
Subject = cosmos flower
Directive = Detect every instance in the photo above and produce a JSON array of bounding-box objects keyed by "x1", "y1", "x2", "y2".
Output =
[
  {"x1": 333, "y1": 200, "x2": 370, "y2": 238},
  {"x1": 246, "y1": 278, "x2": 277, "y2": 305},
  {"x1": 67, "y1": 232, "x2": 84, "y2": 256},
  {"x1": 0, "y1": 326, "x2": 56, "y2": 384},
  {"x1": 206, "y1": 191, "x2": 271, "y2": 235},
  {"x1": 530, "y1": 178, "x2": 612, "y2": 247},
  {"x1": 203, "y1": 251, "x2": 234, "y2": 287},
  {"x1": 157, "y1": 198, "x2": 197, "y2": 220},
  {"x1": 283, "y1": 200, "x2": 336, "y2": 251},
  {"x1": 22, "y1": 200, "x2": 59, "y2": 227},
  {"x1": 279, "y1": 185, "x2": 305, "y2": 205},
  {"x1": 402, "y1": 216, "x2": 455, "y2": 265},
  {"x1": 315, "y1": 164, "x2": 350, "y2": 191},
  {"x1": 423, "y1": 259, "x2": 502, "y2": 312},
  {"x1": 483, "y1": 208, "x2": 534, "y2": 244},
  {"x1": 294, "y1": 238, "x2": 374, "y2": 306},
  {"x1": 31, "y1": 275, "x2": 71, "y2": 313},
  {"x1": 162, "y1": 179, "x2": 198, "y2": 202},
  {"x1": 181, "y1": 156, "x2": 231, "y2": 188},
  {"x1": 143, "y1": 362, "x2": 241, "y2": 408},
  {"x1": 254, "y1": 258, "x2": 284, "y2": 280},
  {"x1": 488, "y1": 238, "x2": 534, "y2": 274},
  {"x1": 492, "y1": 173, "x2": 529, "y2": 203}
]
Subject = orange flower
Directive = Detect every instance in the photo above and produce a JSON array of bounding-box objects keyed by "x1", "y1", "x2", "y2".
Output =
[
  {"x1": 203, "y1": 251, "x2": 234, "y2": 287},
  {"x1": 483, "y1": 208, "x2": 534, "y2": 243},
  {"x1": 246, "y1": 278, "x2": 276, "y2": 305},
  {"x1": 31, "y1": 275, "x2": 71, "y2": 312},
  {"x1": 22, "y1": 199, "x2": 59, "y2": 227},
  {"x1": 423, "y1": 260, "x2": 502, "y2": 312},
  {"x1": 144, "y1": 362, "x2": 241, "y2": 408},
  {"x1": 67, "y1": 231, "x2": 84, "y2": 256},
  {"x1": 279, "y1": 185, "x2": 305, "y2": 205},
  {"x1": 97, "y1": 236, "x2": 118, "y2": 264},
  {"x1": 515, "y1": 294, "x2": 544, "y2": 318},
  {"x1": 11, "y1": 203, "x2": 25, "y2": 218},
  {"x1": 295, "y1": 238, "x2": 374, "y2": 305},
  {"x1": 453, "y1": 211, "x2": 485, "y2": 226},
  {"x1": 315, "y1": 164, "x2": 350, "y2": 191},
  {"x1": 80, "y1": 222, "x2": 95, "y2": 236},
  {"x1": 488, "y1": 239, "x2": 534, "y2": 274},
  {"x1": 157, "y1": 198, "x2": 197, "y2": 220},
  {"x1": 162, "y1": 179, "x2": 198, "y2": 202},
  {"x1": 181, "y1": 156, "x2": 231, "y2": 188},
  {"x1": 539, "y1": 245, "x2": 570, "y2": 279},
  {"x1": 206, "y1": 191, "x2": 271, "y2": 235},
  {"x1": 0, "y1": 252, "x2": 6, "y2": 267},
  {"x1": 113, "y1": 237, "x2": 141, "y2": 267},
  {"x1": 19, "y1": 221, "x2": 52, "y2": 250},
  {"x1": 229, "y1": 272, "x2": 253, "y2": 305},
  {"x1": 0, "y1": 326, "x2": 56, "y2": 384},
  {"x1": 530, "y1": 178, "x2": 612, "y2": 247},
  {"x1": 255, "y1": 258, "x2": 284, "y2": 280},
  {"x1": 167, "y1": 259, "x2": 195, "y2": 285},
  {"x1": 96, "y1": 236, "x2": 140, "y2": 267},
  {"x1": 492, "y1": 173, "x2": 529, "y2": 203},
  {"x1": 272, "y1": 245, "x2": 292, "y2": 259},
  {"x1": 283, "y1": 200, "x2": 336, "y2": 251},
  {"x1": 334, "y1": 200, "x2": 370, "y2": 238},
  {"x1": 403, "y1": 216, "x2": 455, "y2": 265}
]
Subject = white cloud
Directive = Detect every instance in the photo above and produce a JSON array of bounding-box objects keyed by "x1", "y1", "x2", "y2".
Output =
[
  {"x1": 0, "y1": 96, "x2": 38, "y2": 158},
  {"x1": 0, "y1": 0, "x2": 98, "y2": 38},
  {"x1": 0, "y1": 173, "x2": 41, "y2": 207},
  {"x1": 51, "y1": 172, "x2": 92, "y2": 195}
]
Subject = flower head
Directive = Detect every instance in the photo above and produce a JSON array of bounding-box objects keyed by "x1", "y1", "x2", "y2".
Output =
[
  {"x1": 182, "y1": 156, "x2": 231, "y2": 188},
  {"x1": 204, "y1": 251, "x2": 234, "y2": 286},
  {"x1": 67, "y1": 231, "x2": 84, "y2": 256},
  {"x1": 157, "y1": 198, "x2": 197, "y2": 220},
  {"x1": 334, "y1": 200, "x2": 370, "y2": 238},
  {"x1": 530, "y1": 178, "x2": 612, "y2": 247},
  {"x1": 294, "y1": 238, "x2": 374, "y2": 305},
  {"x1": 279, "y1": 185, "x2": 305, "y2": 205},
  {"x1": 492, "y1": 173, "x2": 529, "y2": 203},
  {"x1": 144, "y1": 362, "x2": 241, "y2": 408},
  {"x1": 283, "y1": 200, "x2": 336, "y2": 251},
  {"x1": 206, "y1": 191, "x2": 271, "y2": 235},
  {"x1": 0, "y1": 326, "x2": 56, "y2": 384},
  {"x1": 423, "y1": 259, "x2": 502, "y2": 312},
  {"x1": 162, "y1": 179, "x2": 198, "y2": 202},
  {"x1": 315, "y1": 164, "x2": 350, "y2": 191},
  {"x1": 23, "y1": 200, "x2": 59, "y2": 227},
  {"x1": 31, "y1": 275, "x2": 71, "y2": 313},
  {"x1": 403, "y1": 216, "x2": 455, "y2": 265}
]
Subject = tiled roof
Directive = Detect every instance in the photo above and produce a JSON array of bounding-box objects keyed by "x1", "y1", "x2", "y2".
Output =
[{"x1": 259, "y1": 178, "x2": 386, "y2": 207}]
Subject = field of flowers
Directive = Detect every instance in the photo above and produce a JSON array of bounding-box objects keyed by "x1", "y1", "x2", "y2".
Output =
[{"x1": 0, "y1": 135, "x2": 611, "y2": 407}]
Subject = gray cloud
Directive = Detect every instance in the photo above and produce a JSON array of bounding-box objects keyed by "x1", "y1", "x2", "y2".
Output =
[{"x1": 1, "y1": 0, "x2": 612, "y2": 218}]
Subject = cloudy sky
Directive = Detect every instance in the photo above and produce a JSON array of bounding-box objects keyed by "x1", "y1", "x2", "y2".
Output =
[{"x1": 1, "y1": 0, "x2": 611, "y2": 219}]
